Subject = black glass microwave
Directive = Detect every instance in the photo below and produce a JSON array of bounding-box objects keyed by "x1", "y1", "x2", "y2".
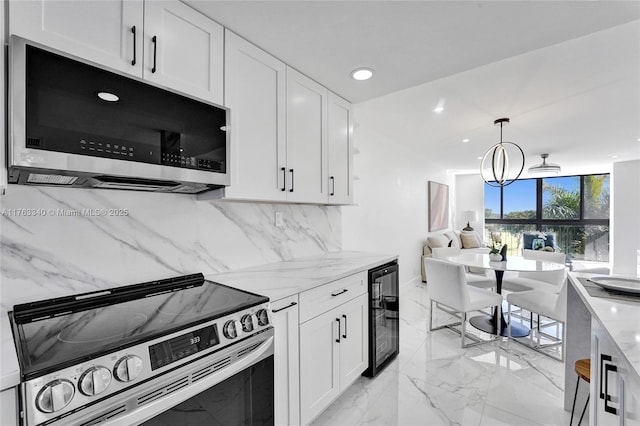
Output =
[{"x1": 8, "y1": 37, "x2": 229, "y2": 193}]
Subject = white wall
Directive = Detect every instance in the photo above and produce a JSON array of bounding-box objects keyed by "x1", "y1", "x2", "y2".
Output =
[
  {"x1": 454, "y1": 174, "x2": 485, "y2": 236},
  {"x1": 342, "y1": 103, "x2": 450, "y2": 286},
  {"x1": 611, "y1": 160, "x2": 640, "y2": 276}
]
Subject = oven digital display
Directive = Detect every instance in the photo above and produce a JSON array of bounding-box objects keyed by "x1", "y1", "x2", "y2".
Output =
[{"x1": 149, "y1": 324, "x2": 220, "y2": 370}]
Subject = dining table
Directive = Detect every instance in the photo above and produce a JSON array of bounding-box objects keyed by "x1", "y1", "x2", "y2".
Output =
[{"x1": 444, "y1": 252, "x2": 567, "y2": 337}]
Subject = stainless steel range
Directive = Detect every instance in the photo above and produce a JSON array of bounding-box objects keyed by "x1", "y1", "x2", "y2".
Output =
[{"x1": 9, "y1": 273, "x2": 274, "y2": 425}]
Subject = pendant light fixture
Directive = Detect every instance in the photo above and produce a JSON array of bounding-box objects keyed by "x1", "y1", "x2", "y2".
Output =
[
  {"x1": 480, "y1": 118, "x2": 525, "y2": 187},
  {"x1": 528, "y1": 153, "x2": 561, "y2": 174}
]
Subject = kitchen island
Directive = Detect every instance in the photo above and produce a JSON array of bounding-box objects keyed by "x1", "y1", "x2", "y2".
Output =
[{"x1": 565, "y1": 271, "x2": 640, "y2": 425}]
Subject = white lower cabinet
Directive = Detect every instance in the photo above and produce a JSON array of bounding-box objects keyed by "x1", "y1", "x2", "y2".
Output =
[
  {"x1": 272, "y1": 295, "x2": 300, "y2": 426},
  {"x1": 1, "y1": 387, "x2": 17, "y2": 426},
  {"x1": 338, "y1": 294, "x2": 368, "y2": 388},
  {"x1": 299, "y1": 292, "x2": 368, "y2": 425},
  {"x1": 591, "y1": 319, "x2": 640, "y2": 426}
]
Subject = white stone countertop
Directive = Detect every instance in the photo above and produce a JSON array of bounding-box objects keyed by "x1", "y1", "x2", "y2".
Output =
[
  {"x1": 206, "y1": 251, "x2": 398, "y2": 302},
  {"x1": 568, "y1": 271, "x2": 640, "y2": 380},
  {"x1": 0, "y1": 251, "x2": 396, "y2": 391}
]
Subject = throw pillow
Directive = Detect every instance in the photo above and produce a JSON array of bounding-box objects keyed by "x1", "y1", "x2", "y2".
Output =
[
  {"x1": 460, "y1": 232, "x2": 481, "y2": 249},
  {"x1": 444, "y1": 231, "x2": 460, "y2": 248},
  {"x1": 427, "y1": 235, "x2": 449, "y2": 250}
]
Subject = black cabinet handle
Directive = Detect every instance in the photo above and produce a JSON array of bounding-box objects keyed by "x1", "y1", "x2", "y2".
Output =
[
  {"x1": 600, "y1": 353, "x2": 612, "y2": 399},
  {"x1": 330, "y1": 176, "x2": 335, "y2": 196},
  {"x1": 272, "y1": 302, "x2": 297, "y2": 313},
  {"x1": 331, "y1": 289, "x2": 348, "y2": 297},
  {"x1": 281, "y1": 167, "x2": 286, "y2": 192},
  {"x1": 151, "y1": 35, "x2": 158, "y2": 73},
  {"x1": 335, "y1": 318, "x2": 341, "y2": 343},
  {"x1": 604, "y1": 362, "x2": 618, "y2": 415},
  {"x1": 342, "y1": 314, "x2": 347, "y2": 339},
  {"x1": 289, "y1": 169, "x2": 294, "y2": 192},
  {"x1": 131, "y1": 26, "x2": 137, "y2": 66}
]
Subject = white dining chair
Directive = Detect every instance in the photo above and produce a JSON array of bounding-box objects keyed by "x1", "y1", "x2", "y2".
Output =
[
  {"x1": 501, "y1": 249, "x2": 567, "y2": 293},
  {"x1": 424, "y1": 257, "x2": 503, "y2": 348},
  {"x1": 506, "y1": 281, "x2": 567, "y2": 361},
  {"x1": 431, "y1": 247, "x2": 496, "y2": 290}
]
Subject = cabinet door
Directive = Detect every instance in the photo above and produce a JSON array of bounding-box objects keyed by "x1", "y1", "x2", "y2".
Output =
[
  {"x1": 143, "y1": 1, "x2": 223, "y2": 104},
  {"x1": 224, "y1": 31, "x2": 287, "y2": 201},
  {"x1": 338, "y1": 293, "x2": 369, "y2": 390},
  {"x1": 286, "y1": 67, "x2": 328, "y2": 203},
  {"x1": 9, "y1": 0, "x2": 143, "y2": 77},
  {"x1": 327, "y1": 92, "x2": 353, "y2": 205},
  {"x1": 0, "y1": 387, "x2": 17, "y2": 426},
  {"x1": 592, "y1": 320, "x2": 640, "y2": 426},
  {"x1": 271, "y1": 295, "x2": 301, "y2": 426},
  {"x1": 299, "y1": 308, "x2": 340, "y2": 425}
]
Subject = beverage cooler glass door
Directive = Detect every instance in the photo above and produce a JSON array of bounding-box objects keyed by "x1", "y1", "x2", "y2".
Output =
[{"x1": 366, "y1": 261, "x2": 399, "y2": 377}]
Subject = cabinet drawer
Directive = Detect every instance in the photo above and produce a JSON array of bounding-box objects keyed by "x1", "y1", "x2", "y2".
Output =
[{"x1": 299, "y1": 271, "x2": 367, "y2": 323}]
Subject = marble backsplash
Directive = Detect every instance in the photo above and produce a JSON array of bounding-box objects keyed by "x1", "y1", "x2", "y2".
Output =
[{"x1": 0, "y1": 186, "x2": 341, "y2": 310}]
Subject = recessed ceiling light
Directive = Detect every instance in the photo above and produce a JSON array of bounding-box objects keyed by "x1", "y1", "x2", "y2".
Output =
[
  {"x1": 611, "y1": 155, "x2": 619, "y2": 159},
  {"x1": 433, "y1": 98, "x2": 445, "y2": 114},
  {"x1": 477, "y1": 156, "x2": 483, "y2": 160},
  {"x1": 350, "y1": 68, "x2": 374, "y2": 81},
  {"x1": 637, "y1": 138, "x2": 640, "y2": 142},
  {"x1": 97, "y1": 91, "x2": 119, "y2": 102},
  {"x1": 462, "y1": 138, "x2": 470, "y2": 143}
]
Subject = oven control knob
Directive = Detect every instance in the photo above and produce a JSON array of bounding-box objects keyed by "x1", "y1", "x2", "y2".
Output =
[
  {"x1": 79, "y1": 366, "x2": 112, "y2": 396},
  {"x1": 223, "y1": 320, "x2": 243, "y2": 339},
  {"x1": 256, "y1": 309, "x2": 269, "y2": 326},
  {"x1": 36, "y1": 379, "x2": 75, "y2": 413},
  {"x1": 114, "y1": 355, "x2": 144, "y2": 382},
  {"x1": 240, "y1": 314, "x2": 257, "y2": 332}
]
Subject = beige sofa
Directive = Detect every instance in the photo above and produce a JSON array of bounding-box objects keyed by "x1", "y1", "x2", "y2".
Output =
[{"x1": 421, "y1": 230, "x2": 489, "y2": 282}]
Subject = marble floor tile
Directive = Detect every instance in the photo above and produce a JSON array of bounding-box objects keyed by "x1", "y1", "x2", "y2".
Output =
[{"x1": 311, "y1": 281, "x2": 571, "y2": 426}]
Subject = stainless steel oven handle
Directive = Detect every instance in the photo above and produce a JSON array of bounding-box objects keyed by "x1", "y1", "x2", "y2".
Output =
[{"x1": 104, "y1": 334, "x2": 274, "y2": 426}]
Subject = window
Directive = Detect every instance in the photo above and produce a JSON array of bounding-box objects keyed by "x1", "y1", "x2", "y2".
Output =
[
  {"x1": 584, "y1": 174, "x2": 610, "y2": 220},
  {"x1": 542, "y1": 176, "x2": 580, "y2": 220},
  {"x1": 484, "y1": 174, "x2": 610, "y2": 262},
  {"x1": 504, "y1": 179, "x2": 536, "y2": 219},
  {"x1": 484, "y1": 185, "x2": 500, "y2": 219}
]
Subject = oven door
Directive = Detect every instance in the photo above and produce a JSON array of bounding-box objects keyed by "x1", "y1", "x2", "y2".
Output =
[
  {"x1": 65, "y1": 329, "x2": 274, "y2": 426},
  {"x1": 141, "y1": 354, "x2": 273, "y2": 425}
]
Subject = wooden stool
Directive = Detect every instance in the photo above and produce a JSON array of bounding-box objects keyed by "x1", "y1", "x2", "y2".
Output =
[{"x1": 570, "y1": 359, "x2": 591, "y2": 426}]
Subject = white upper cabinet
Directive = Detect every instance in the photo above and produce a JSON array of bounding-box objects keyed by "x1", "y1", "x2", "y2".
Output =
[
  {"x1": 9, "y1": 1, "x2": 352, "y2": 204},
  {"x1": 224, "y1": 30, "x2": 287, "y2": 201},
  {"x1": 327, "y1": 93, "x2": 353, "y2": 205},
  {"x1": 143, "y1": 1, "x2": 224, "y2": 105},
  {"x1": 9, "y1": 0, "x2": 144, "y2": 77},
  {"x1": 286, "y1": 67, "x2": 328, "y2": 203},
  {"x1": 9, "y1": 0, "x2": 223, "y2": 104}
]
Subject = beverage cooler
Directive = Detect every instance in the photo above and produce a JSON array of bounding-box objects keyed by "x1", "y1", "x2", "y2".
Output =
[{"x1": 364, "y1": 260, "x2": 399, "y2": 377}]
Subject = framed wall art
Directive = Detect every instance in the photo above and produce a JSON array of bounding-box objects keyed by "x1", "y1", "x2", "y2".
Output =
[{"x1": 428, "y1": 181, "x2": 449, "y2": 231}]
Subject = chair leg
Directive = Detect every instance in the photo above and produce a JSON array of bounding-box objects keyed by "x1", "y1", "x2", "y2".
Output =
[
  {"x1": 507, "y1": 301, "x2": 512, "y2": 340},
  {"x1": 577, "y1": 394, "x2": 589, "y2": 426},
  {"x1": 460, "y1": 312, "x2": 466, "y2": 348},
  {"x1": 429, "y1": 299, "x2": 434, "y2": 331},
  {"x1": 496, "y1": 303, "x2": 502, "y2": 339},
  {"x1": 570, "y1": 375, "x2": 580, "y2": 426}
]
